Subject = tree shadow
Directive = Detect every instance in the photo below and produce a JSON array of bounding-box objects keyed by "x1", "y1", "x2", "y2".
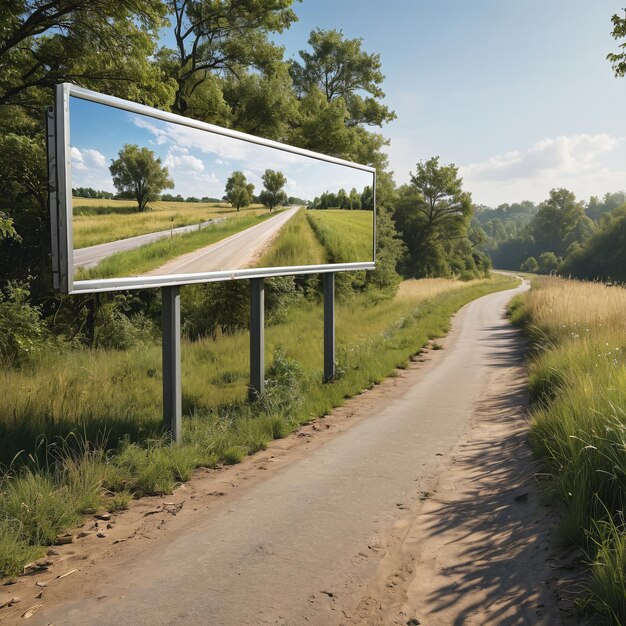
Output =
[{"x1": 416, "y1": 333, "x2": 586, "y2": 624}]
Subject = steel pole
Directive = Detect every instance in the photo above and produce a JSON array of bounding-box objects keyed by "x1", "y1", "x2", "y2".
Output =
[
  {"x1": 249, "y1": 278, "x2": 265, "y2": 400},
  {"x1": 162, "y1": 286, "x2": 182, "y2": 442},
  {"x1": 323, "y1": 272, "x2": 336, "y2": 382}
]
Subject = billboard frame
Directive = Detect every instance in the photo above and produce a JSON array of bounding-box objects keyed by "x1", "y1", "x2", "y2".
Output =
[{"x1": 51, "y1": 83, "x2": 377, "y2": 295}]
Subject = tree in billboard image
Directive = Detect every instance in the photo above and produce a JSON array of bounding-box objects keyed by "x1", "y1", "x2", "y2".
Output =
[
  {"x1": 224, "y1": 171, "x2": 255, "y2": 212},
  {"x1": 109, "y1": 144, "x2": 174, "y2": 212},
  {"x1": 259, "y1": 169, "x2": 288, "y2": 212}
]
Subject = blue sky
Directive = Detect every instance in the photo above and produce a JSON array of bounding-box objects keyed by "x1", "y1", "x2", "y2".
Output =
[
  {"x1": 70, "y1": 97, "x2": 373, "y2": 202},
  {"x1": 275, "y1": 0, "x2": 626, "y2": 205}
]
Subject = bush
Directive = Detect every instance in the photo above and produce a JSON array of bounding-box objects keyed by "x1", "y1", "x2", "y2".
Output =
[{"x1": 0, "y1": 280, "x2": 48, "y2": 365}]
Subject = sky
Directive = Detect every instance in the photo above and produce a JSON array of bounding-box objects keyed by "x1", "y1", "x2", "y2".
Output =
[
  {"x1": 70, "y1": 97, "x2": 373, "y2": 202},
  {"x1": 274, "y1": 0, "x2": 626, "y2": 206}
]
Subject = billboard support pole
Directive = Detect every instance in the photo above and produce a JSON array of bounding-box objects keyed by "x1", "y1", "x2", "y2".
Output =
[
  {"x1": 249, "y1": 278, "x2": 265, "y2": 400},
  {"x1": 162, "y1": 286, "x2": 182, "y2": 443},
  {"x1": 323, "y1": 272, "x2": 336, "y2": 383}
]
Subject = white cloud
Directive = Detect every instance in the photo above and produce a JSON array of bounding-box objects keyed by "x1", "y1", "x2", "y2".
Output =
[
  {"x1": 164, "y1": 146, "x2": 205, "y2": 172},
  {"x1": 82, "y1": 148, "x2": 108, "y2": 168},
  {"x1": 71, "y1": 146, "x2": 114, "y2": 191},
  {"x1": 458, "y1": 134, "x2": 626, "y2": 205}
]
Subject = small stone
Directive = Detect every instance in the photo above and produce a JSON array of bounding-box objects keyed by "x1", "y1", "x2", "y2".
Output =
[
  {"x1": 107, "y1": 523, "x2": 113, "y2": 529},
  {"x1": 96, "y1": 530, "x2": 107, "y2": 538},
  {"x1": 8, "y1": 597, "x2": 21, "y2": 606},
  {"x1": 55, "y1": 534, "x2": 74, "y2": 545},
  {"x1": 95, "y1": 513, "x2": 111, "y2": 521},
  {"x1": 83, "y1": 508, "x2": 96, "y2": 515},
  {"x1": 35, "y1": 582, "x2": 48, "y2": 588},
  {"x1": 77, "y1": 531, "x2": 92, "y2": 539}
]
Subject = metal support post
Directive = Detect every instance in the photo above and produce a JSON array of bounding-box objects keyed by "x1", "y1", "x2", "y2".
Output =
[
  {"x1": 249, "y1": 278, "x2": 265, "y2": 400},
  {"x1": 323, "y1": 272, "x2": 336, "y2": 382},
  {"x1": 162, "y1": 286, "x2": 182, "y2": 442}
]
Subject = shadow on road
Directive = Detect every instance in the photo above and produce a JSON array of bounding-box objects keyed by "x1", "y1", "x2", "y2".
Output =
[{"x1": 415, "y1": 324, "x2": 585, "y2": 625}]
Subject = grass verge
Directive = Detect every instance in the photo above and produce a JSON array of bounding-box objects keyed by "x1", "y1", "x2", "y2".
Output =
[
  {"x1": 509, "y1": 276, "x2": 626, "y2": 623},
  {"x1": 256, "y1": 208, "x2": 327, "y2": 268},
  {"x1": 76, "y1": 212, "x2": 276, "y2": 280},
  {"x1": 0, "y1": 273, "x2": 518, "y2": 577}
]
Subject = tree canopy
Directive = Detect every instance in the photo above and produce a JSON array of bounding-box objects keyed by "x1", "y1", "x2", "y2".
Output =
[
  {"x1": 259, "y1": 169, "x2": 288, "y2": 212},
  {"x1": 109, "y1": 144, "x2": 174, "y2": 212},
  {"x1": 224, "y1": 171, "x2": 254, "y2": 211},
  {"x1": 607, "y1": 9, "x2": 626, "y2": 77}
]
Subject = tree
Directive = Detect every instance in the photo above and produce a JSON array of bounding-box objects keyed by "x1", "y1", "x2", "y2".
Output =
[
  {"x1": 349, "y1": 187, "x2": 361, "y2": 210},
  {"x1": 163, "y1": 0, "x2": 297, "y2": 116},
  {"x1": 361, "y1": 186, "x2": 374, "y2": 210},
  {"x1": 290, "y1": 29, "x2": 395, "y2": 127},
  {"x1": 538, "y1": 251, "x2": 559, "y2": 274},
  {"x1": 520, "y1": 256, "x2": 539, "y2": 273},
  {"x1": 0, "y1": 1, "x2": 173, "y2": 110},
  {"x1": 531, "y1": 188, "x2": 585, "y2": 256},
  {"x1": 259, "y1": 169, "x2": 287, "y2": 212},
  {"x1": 607, "y1": 9, "x2": 626, "y2": 77},
  {"x1": 393, "y1": 157, "x2": 474, "y2": 277},
  {"x1": 224, "y1": 171, "x2": 254, "y2": 212},
  {"x1": 109, "y1": 144, "x2": 174, "y2": 212},
  {"x1": 336, "y1": 188, "x2": 349, "y2": 209}
]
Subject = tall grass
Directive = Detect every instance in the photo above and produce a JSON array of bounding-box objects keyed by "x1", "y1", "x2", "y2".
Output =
[
  {"x1": 306, "y1": 209, "x2": 373, "y2": 262},
  {"x1": 510, "y1": 276, "x2": 626, "y2": 623},
  {"x1": 0, "y1": 273, "x2": 518, "y2": 577}
]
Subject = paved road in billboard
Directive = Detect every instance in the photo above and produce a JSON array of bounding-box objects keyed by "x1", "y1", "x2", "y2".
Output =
[
  {"x1": 31, "y1": 280, "x2": 539, "y2": 626},
  {"x1": 145, "y1": 206, "x2": 299, "y2": 276},
  {"x1": 73, "y1": 218, "x2": 224, "y2": 270}
]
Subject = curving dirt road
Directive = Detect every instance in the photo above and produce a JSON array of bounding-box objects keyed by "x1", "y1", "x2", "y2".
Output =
[{"x1": 22, "y1": 278, "x2": 580, "y2": 625}]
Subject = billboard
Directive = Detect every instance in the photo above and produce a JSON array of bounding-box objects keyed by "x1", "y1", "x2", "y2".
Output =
[{"x1": 49, "y1": 84, "x2": 376, "y2": 294}]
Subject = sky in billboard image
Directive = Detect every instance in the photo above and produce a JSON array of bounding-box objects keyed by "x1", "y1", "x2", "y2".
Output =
[{"x1": 69, "y1": 96, "x2": 374, "y2": 283}]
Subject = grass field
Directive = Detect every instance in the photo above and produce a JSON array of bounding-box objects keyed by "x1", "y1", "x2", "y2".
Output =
[
  {"x1": 0, "y1": 274, "x2": 520, "y2": 576},
  {"x1": 509, "y1": 276, "x2": 626, "y2": 622},
  {"x1": 72, "y1": 198, "x2": 266, "y2": 249},
  {"x1": 75, "y1": 212, "x2": 275, "y2": 280},
  {"x1": 256, "y1": 208, "x2": 327, "y2": 268},
  {"x1": 306, "y1": 209, "x2": 373, "y2": 263}
]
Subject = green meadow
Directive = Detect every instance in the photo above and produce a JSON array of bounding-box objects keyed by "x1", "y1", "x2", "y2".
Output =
[{"x1": 306, "y1": 209, "x2": 374, "y2": 263}]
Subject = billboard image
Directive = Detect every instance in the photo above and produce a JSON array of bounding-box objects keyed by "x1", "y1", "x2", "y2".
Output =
[{"x1": 50, "y1": 85, "x2": 375, "y2": 293}]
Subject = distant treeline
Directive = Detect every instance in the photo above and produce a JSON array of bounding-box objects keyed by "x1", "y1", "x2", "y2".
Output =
[
  {"x1": 473, "y1": 190, "x2": 626, "y2": 282},
  {"x1": 310, "y1": 186, "x2": 374, "y2": 210}
]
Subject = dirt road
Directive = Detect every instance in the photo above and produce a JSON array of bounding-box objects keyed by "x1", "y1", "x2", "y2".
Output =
[
  {"x1": 73, "y1": 218, "x2": 224, "y2": 270},
  {"x1": 145, "y1": 207, "x2": 299, "y2": 276},
  {"x1": 23, "y1": 279, "x2": 580, "y2": 625}
]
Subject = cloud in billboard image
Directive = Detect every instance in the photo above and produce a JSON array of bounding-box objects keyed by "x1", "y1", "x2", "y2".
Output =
[{"x1": 69, "y1": 96, "x2": 375, "y2": 283}]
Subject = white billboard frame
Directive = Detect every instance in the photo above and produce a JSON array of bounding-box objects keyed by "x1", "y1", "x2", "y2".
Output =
[{"x1": 49, "y1": 83, "x2": 377, "y2": 294}]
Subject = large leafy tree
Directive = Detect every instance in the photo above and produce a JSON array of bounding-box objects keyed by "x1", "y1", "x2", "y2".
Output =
[
  {"x1": 290, "y1": 29, "x2": 395, "y2": 127},
  {"x1": 163, "y1": 0, "x2": 298, "y2": 116},
  {"x1": 394, "y1": 157, "x2": 475, "y2": 277},
  {"x1": 221, "y1": 65, "x2": 299, "y2": 141},
  {"x1": 0, "y1": 0, "x2": 173, "y2": 112},
  {"x1": 224, "y1": 171, "x2": 254, "y2": 211},
  {"x1": 259, "y1": 169, "x2": 287, "y2": 212},
  {"x1": 530, "y1": 188, "x2": 589, "y2": 256},
  {"x1": 109, "y1": 145, "x2": 174, "y2": 212},
  {"x1": 607, "y1": 9, "x2": 626, "y2": 77}
]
